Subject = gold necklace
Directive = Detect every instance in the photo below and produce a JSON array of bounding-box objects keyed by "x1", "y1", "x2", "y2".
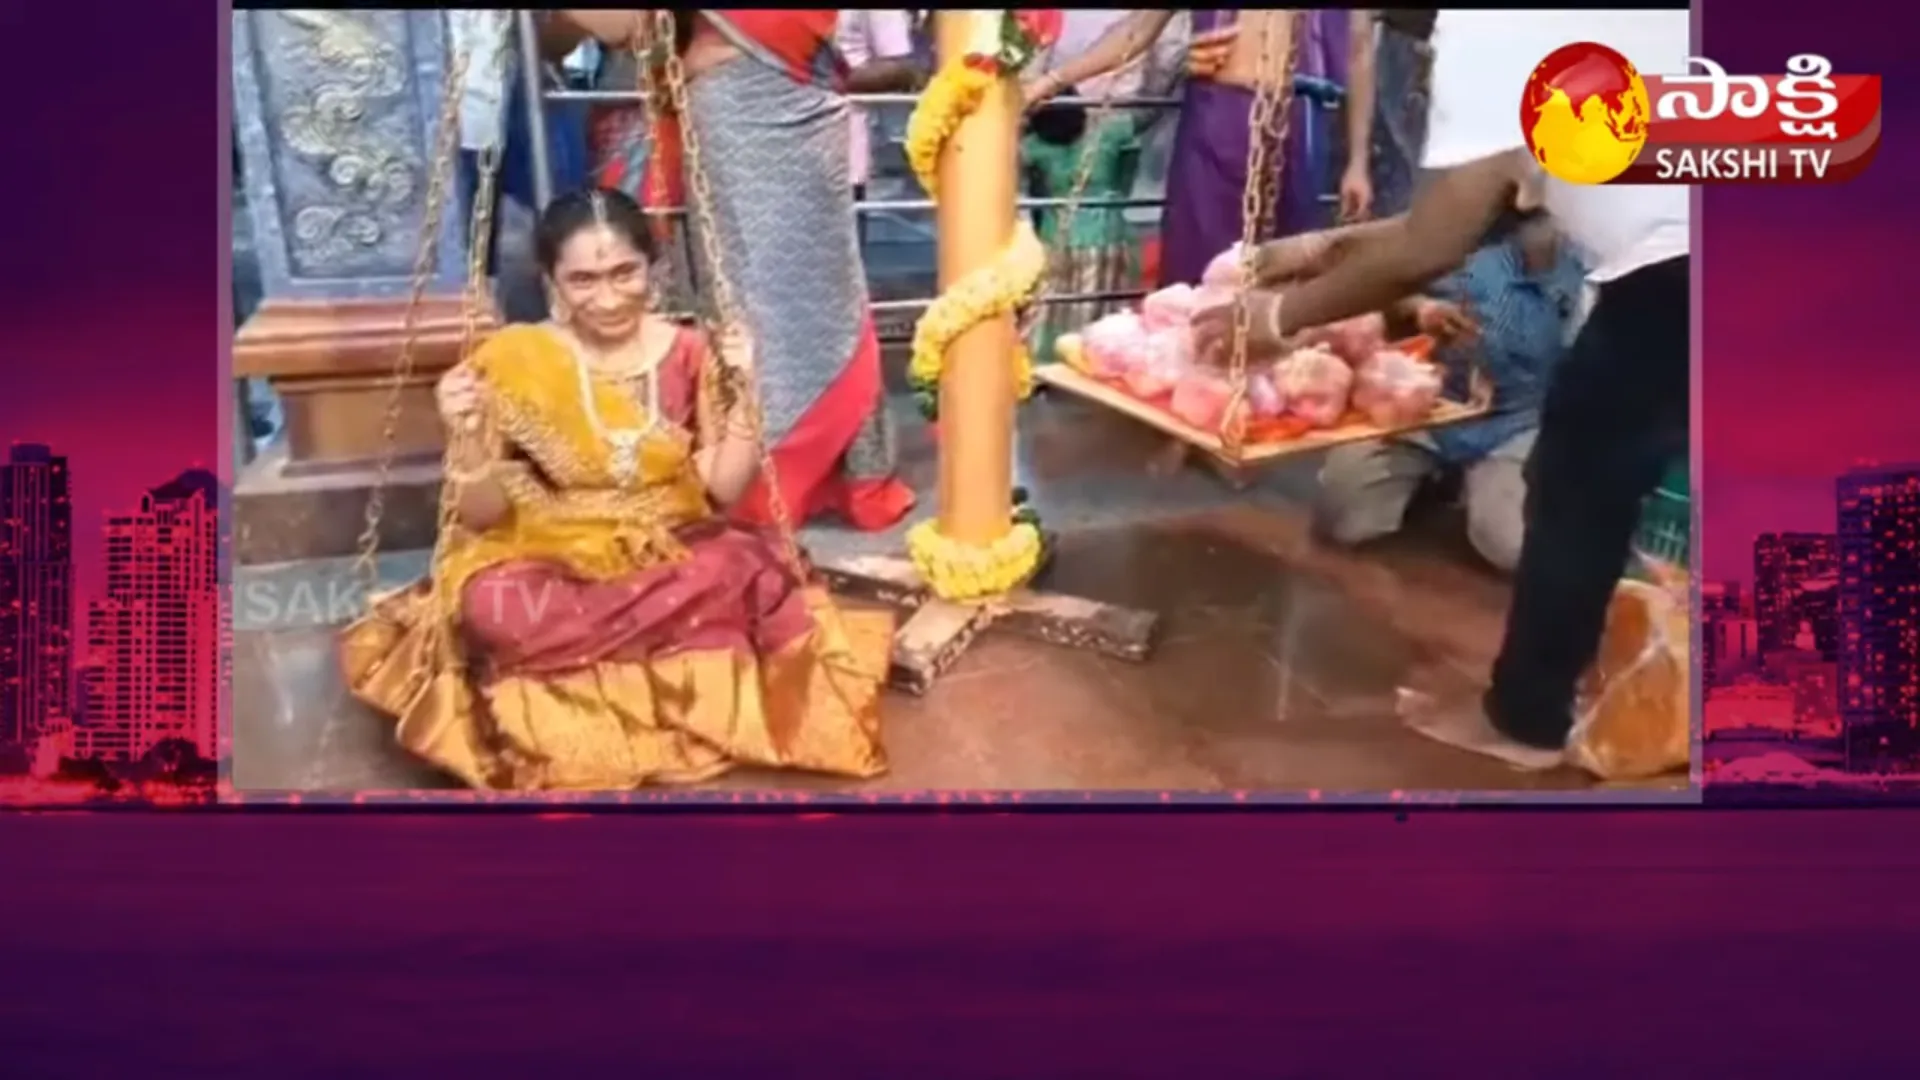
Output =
[{"x1": 559, "y1": 328, "x2": 663, "y2": 486}]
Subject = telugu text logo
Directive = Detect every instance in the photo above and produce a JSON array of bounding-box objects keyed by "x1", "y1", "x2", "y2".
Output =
[{"x1": 1521, "y1": 50, "x2": 1881, "y2": 185}]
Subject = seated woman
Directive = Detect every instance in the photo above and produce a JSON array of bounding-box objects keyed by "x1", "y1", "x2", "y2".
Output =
[{"x1": 340, "y1": 189, "x2": 892, "y2": 791}]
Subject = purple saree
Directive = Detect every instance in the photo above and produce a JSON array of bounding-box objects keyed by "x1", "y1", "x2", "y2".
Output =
[{"x1": 1159, "y1": 10, "x2": 1353, "y2": 287}]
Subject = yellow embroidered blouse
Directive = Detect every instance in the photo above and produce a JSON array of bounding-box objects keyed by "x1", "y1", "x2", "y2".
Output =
[{"x1": 434, "y1": 322, "x2": 719, "y2": 600}]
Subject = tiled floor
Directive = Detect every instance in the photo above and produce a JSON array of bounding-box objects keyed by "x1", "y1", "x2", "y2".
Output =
[{"x1": 231, "y1": 391, "x2": 1690, "y2": 798}]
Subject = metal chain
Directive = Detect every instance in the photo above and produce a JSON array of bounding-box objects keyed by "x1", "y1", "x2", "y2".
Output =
[
  {"x1": 424, "y1": 21, "x2": 515, "y2": 623},
  {"x1": 644, "y1": 11, "x2": 814, "y2": 589},
  {"x1": 641, "y1": 13, "x2": 867, "y2": 713},
  {"x1": 349, "y1": 22, "x2": 474, "y2": 594},
  {"x1": 1222, "y1": 13, "x2": 1301, "y2": 458},
  {"x1": 1036, "y1": 22, "x2": 1155, "y2": 339}
]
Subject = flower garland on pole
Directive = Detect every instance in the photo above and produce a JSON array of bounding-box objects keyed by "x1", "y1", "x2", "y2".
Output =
[{"x1": 900, "y1": 10, "x2": 1061, "y2": 602}]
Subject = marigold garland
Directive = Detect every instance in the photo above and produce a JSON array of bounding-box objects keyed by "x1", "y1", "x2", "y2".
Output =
[
  {"x1": 907, "y1": 488, "x2": 1052, "y2": 602},
  {"x1": 902, "y1": 21, "x2": 1050, "y2": 425},
  {"x1": 901, "y1": 12, "x2": 1055, "y2": 601}
]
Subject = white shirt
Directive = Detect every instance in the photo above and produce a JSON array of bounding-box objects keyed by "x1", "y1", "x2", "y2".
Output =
[
  {"x1": 449, "y1": 10, "x2": 514, "y2": 151},
  {"x1": 836, "y1": 10, "x2": 915, "y2": 188},
  {"x1": 1426, "y1": 10, "x2": 1693, "y2": 283}
]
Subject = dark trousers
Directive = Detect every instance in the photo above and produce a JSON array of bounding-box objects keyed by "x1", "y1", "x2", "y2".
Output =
[{"x1": 1485, "y1": 255, "x2": 1691, "y2": 748}]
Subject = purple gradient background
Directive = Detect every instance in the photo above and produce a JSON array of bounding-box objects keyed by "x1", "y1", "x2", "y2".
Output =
[{"x1": 1, "y1": 2, "x2": 1916, "y2": 1075}]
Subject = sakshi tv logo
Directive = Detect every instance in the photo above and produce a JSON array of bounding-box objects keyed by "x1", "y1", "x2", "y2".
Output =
[{"x1": 1520, "y1": 45, "x2": 1881, "y2": 185}]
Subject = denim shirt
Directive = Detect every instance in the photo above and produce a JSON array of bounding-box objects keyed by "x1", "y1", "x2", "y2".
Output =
[{"x1": 1423, "y1": 238, "x2": 1587, "y2": 464}]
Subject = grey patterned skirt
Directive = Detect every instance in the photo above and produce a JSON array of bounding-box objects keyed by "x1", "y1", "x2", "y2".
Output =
[{"x1": 683, "y1": 57, "x2": 897, "y2": 486}]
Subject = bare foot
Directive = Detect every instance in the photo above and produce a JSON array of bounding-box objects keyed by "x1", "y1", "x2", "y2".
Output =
[{"x1": 1395, "y1": 689, "x2": 1565, "y2": 772}]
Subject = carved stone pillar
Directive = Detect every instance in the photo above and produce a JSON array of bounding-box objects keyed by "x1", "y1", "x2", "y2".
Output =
[{"x1": 231, "y1": 10, "x2": 498, "y2": 563}]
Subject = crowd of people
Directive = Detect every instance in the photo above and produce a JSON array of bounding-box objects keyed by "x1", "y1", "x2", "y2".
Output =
[{"x1": 329, "y1": 8, "x2": 1692, "y2": 787}]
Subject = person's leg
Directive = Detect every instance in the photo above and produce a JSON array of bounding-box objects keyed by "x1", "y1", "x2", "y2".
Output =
[
  {"x1": 1460, "y1": 428, "x2": 1535, "y2": 574},
  {"x1": 457, "y1": 149, "x2": 482, "y2": 236},
  {"x1": 1314, "y1": 439, "x2": 1440, "y2": 547},
  {"x1": 1484, "y1": 256, "x2": 1691, "y2": 749}
]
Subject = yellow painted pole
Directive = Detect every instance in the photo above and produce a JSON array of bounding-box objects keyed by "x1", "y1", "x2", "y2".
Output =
[{"x1": 933, "y1": 11, "x2": 1017, "y2": 548}]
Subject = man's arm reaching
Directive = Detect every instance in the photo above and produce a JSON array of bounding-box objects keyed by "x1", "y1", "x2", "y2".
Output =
[
  {"x1": 1192, "y1": 151, "x2": 1528, "y2": 363},
  {"x1": 1275, "y1": 150, "x2": 1527, "y2": 332},
  {"x1": 1026, "y1": 11, "x2": 1175, "y2": 106},
  {"x1": 1249, "y1": 217, "x2": 1403, "y2": 287}
]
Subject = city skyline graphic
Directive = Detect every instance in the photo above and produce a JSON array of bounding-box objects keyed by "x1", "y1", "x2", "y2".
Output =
[
  {"x1": 0, "y1": 442, "x2": 222, "y2": 786},
  {"x1": 1700, "y1": 463, "x2": 1920, "y2": 782},
  {"x1": 4, "y1": 450, "x2": 1916, "y2": 791}
]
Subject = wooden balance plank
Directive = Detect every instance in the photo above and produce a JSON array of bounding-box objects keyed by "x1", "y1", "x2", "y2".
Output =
[
  {"x1": 996, "y1": 589, "x2": 1158, "y2": 663},
  {"x1": 1034, "y1": 362, "x2": 1491, "y2": 466},
  {"x1": 888, "y1": 600, "x2": 994, "y2": 696}
]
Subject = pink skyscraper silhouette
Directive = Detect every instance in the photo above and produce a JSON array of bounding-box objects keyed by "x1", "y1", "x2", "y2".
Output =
[
  {"x1": 1837, "y1": 463, "x2": 1920, "y2": 772},
  {"x1": 0, "y1": 443, "x2": 74, "y2": 752},
  {"x1": 77, "y1": 471, "x2": 221, "y2": 763}
]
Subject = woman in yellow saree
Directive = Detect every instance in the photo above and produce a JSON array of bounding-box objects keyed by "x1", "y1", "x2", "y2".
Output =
[{"x1": 341, "y1": 188, "x2": 892, "y2": 791}]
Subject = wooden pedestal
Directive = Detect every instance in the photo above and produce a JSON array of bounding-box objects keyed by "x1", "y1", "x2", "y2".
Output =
[
  {"x1": 233, "y1": 295, "x2": 494, "y2": 565},
  {"x1": 234, "y1": 295, "x2": 496, "y2": 473}
]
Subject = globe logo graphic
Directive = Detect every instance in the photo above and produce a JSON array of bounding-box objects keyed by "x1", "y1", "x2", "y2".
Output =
[{"x1": 1520, "y1": 42, "x2": 1651, "y2": 185}]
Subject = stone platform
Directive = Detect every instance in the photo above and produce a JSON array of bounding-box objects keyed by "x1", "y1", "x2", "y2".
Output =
[{"x1": 231, "y1": 390, "x2": 1692, "y2": 798}]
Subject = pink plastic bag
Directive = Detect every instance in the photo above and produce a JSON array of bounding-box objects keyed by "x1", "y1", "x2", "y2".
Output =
[
  {"x1": 1201, "y1": 243, "x2": 1248, "y2": 288},
  {"x1": 1352, "y1": 349, "x2": 1443, "y2": 427},
  {"x1": 1566, "y1": 565, "x2": 1692, "y2": 780},
  {"x1": 1276, "y1": 346, "x2": 1354, "y2": 428},
  {"x1": 1168, "y1": 370, "x2": 1234, "y2": 430},
  {"x1": 1141, "y1": 284, "x2": 1200, "y2": 330},
  {"x1": 1122, "y1": 327, "x2": 1192, "y2": 400},
  {"x1": 1192, "y1": 284, "x2": 1236, "y2": 319},
  {"x1": 1299, "y1": 313, "x2": 1387, "y2": 366},
  {"x1": 1082, "y1": 312, "x2": 1149, "y2": 379},
  {"x1": 1246, "y1": 368, "x2": 1287, "y2": 420}
]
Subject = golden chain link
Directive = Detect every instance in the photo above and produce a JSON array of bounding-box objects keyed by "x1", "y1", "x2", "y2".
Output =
[
  {"x1": 642, "y1": 11, "x2": 814, "y2": 589},
  {"x1": 425, "y1": 22, "x2": 516, "y2": 624},
  {"x1": 353, "y1": 15, "x2": 514, "y2": 626},
  {"x1": 1222, "y1": 12, "x2": 1301, "y2": 459},
  {"x1": 1052, "y1": 19, "x2": 1152, "y2": 294},
  {"x1": 638, "y1": 13, "x2": 870, "y2": 712},
  {"x1": 638, "y1": 12, "x2": 868, "y2": 705},
  {"x1": 350, "y1": 22, "x2": 475, "y2": 594},
  {"x1": 1036, "y1": 21, "x2": 1153, "y2": 337}
]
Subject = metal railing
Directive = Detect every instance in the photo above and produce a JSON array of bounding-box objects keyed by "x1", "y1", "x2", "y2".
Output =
[
  {"x1": 871, "y1": 287, "x2": 1149, "y2": 315},
  {"x1": 514, "y1": 10, "x2": 1346, "y2": 316},
  {"x1": 545, "y1": 88, "x2": 1186, "y2": 109},
  {"x1": 238, "y1": 15, "x2": 1354, "y2": 461},
  {"x1": 639, "y1": 194, "x2": 1168, "y2": 219}
]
